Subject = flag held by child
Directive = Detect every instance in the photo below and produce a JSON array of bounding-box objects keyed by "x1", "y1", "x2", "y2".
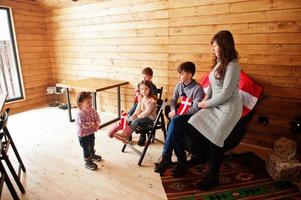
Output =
[
  {"x1": 177, "y1": 96, "x2": 192, "y2": 115},
  {"x1": 120, "y1": 111, "x2": 129, "y2": 130}
]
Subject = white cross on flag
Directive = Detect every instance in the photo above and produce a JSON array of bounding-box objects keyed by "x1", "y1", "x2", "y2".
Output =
[
  {"x1": 120, "y1": 111, "x2": 129, "y2": 130},
  {"x1": 177, "y1": 96, "x2": 192, "y2": 115}
]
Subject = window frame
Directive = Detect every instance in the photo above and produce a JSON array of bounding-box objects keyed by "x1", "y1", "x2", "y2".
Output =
[{"x1": 0, "y1": 6, "x2": 25, "y2": 102}]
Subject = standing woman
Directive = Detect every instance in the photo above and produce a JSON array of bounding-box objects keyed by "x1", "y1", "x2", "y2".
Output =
[{"x1": 188, "y1": 30, "x2": 242, "y2": 190}]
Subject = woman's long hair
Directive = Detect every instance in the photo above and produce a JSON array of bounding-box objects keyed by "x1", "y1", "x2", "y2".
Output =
[{"x1": 211, "y1": 30, "x2": 238, "y2": 79}]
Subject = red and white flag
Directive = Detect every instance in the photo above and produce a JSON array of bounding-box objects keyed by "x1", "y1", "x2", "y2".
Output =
[
  {"x1": 120, "y1": 111, "x2": 129, "y2": 130},
  {"x1": 177, "y1": 96, "x2": 192, "y2": 115},
  {"x1": 199, "y1": 71, "x2": 263, "y2": 117}
]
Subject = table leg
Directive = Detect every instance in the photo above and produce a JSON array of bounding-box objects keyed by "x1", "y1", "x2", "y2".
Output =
[
  {"x1": 66, "y1": 88, "x2": 74, "y2": 122},
  {"x1": 117, "y1": 86, "x2": 121, "y2": 119},
  {"x1": 92, "y1": 92, "x2": 97, "y2": 111},
  {"x1": 99, "y1": 86, "x2": 122, "y2": 129}
]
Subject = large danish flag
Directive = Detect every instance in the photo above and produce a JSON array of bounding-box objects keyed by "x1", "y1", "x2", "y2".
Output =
[
  {"x1": 120, "y1": 111, "x2": 129, "y2": 130},
  {"x1": 177, "y1": 96, "x2": 192, "y2": 115},
  {"x1": 199, "y1": 71, "x2": 263, "y2": 117}
]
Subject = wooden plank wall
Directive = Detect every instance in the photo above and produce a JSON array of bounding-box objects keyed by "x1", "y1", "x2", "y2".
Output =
[
  {"x1": 47, "y1": 0, "x2": 301, "y2": 151},
  {"x1": 168, "y1": 0, "x2": 301, "y2": 151},
  {"x1": 2, "y1": 0, "x2": 300, "y2": 151},
  {"x1": 0, "y1": 0, "x2": 52, "y2": 113},
  {"x1": 46, "y1": 0, "x2": 169, "y2": 112}
]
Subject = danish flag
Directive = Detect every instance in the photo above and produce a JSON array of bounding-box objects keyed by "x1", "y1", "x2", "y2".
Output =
[
  {"x1": 199, "y1": 71, "x2": 263, "y2": 117},
  {"x1": 177, "y1": 96, "x2": 192, "y2": 115},
  {"x1": 120, "y1": 111, "x2": 129, "y2": 130}
]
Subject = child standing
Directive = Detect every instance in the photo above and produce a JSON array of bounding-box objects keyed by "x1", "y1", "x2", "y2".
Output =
[
  {"x1": 109, "y1": 80, "x2": 157, "y2": 144},
  {"x1": 75, "y1": 91, "x2": 102, "y2": 170}
]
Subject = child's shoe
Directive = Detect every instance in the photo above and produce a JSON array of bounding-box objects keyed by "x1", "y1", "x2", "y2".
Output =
[
  {"x1": 107, "y1": 124, "x2": 122, "y2": 138},
  {"x1": 91, "y1": 154, "x2": 102, "y2": 162},
  {"x1": 85, "y1": 160, "x2": 98, "y2": 170},
  {"x1": 154, "y1": 155, "x2": 172, "y2": 174},
  {"x1": 122, "y1": 126, "x2": 133, "y2": 137},
  {"x1": 114, "y1": 133, "x2": 130, "y2": 144},
  {"x1": 137, "y1": 133, "x2": 146, "y2": 146}
]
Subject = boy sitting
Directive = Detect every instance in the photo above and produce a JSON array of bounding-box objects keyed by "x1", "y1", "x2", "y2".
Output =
[{"x1": 154, "y1": 61, "x2": 204, "y2": 176}]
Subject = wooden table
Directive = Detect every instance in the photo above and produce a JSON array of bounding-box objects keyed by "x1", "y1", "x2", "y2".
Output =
[{"x1": 56, "y1": 78, "x2": 129, "y2": 128}]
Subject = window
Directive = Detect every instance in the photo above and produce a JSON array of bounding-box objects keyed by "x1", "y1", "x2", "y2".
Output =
[{"x1": 0, "y1": 7, "x2": 24, "y2": 102}]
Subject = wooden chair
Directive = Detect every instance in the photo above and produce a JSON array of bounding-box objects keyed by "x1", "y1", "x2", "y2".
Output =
[
  {"x1": 0, "y1": 108, "x2": 26, "y2": 200},
  {"x1": 156, "y1": 87, "x2": 163, "y2": 101},
  {"x1": 132, "y1": 87, "x2": 167, "y2": 142},
  {"x1": 121, "y1": 99, "x2": 167, "y2": 166},
  {"x1": 153, "y1": 87, "x2": 167, "y2": 140}
]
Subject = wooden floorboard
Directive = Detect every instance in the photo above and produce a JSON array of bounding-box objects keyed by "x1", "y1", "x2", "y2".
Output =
[{"x1": 1, "y1": 107, "x2": 167, "y2": 200}]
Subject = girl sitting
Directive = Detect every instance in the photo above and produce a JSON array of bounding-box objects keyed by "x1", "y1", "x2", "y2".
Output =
[{"x1": 107, "y1": 80, "x2": 157, "y2": 144}]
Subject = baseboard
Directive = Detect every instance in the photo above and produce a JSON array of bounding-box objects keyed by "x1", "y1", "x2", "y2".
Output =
[{"x1": 231, "y1": 142, "x2": 273, "y2": 161}]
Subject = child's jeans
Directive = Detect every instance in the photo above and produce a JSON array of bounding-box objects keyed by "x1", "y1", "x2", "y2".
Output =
[
  {"x1": 78, "y1": 133, "x2": 95, "y2": 161},
  {"x1": 129, "y1": 117, "x2": 154, "y2": 131}
]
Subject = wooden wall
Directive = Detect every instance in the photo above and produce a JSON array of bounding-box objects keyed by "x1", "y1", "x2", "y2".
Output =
[
  {"x1": 46, "y1": 0, "x2": 169, "y2": 112},
  {"x1": 2, "y1": 0, "x2": 300, "y2": 151},
  {"x1": 167, "y1": 0, "x2": 301, "y2": 151},
  {"x1": 0, "y1": 0, "x2": 52, "y2": 113},
  {"x1": 46, "y1": 0, "x2": 301, "y2": 151}
]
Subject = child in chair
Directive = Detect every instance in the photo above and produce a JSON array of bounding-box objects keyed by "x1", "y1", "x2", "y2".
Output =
[
  {"x1": 128, "y1": 67, "x2": 157, "y2": 146},
  {"x1": 108, "y1": 80, "x2": 157, "y2": 144},
  {"x1": 128, "y1": 67, "x2": 157, "y2": 116},
  {"x1": 75, "y1": 91, "x2": 102, "y2": 170}
]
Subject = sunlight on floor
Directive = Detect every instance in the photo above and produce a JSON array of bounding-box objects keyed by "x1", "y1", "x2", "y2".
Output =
[{"x1": 1, "y1": 106, "x2": 166, "y2": 200}]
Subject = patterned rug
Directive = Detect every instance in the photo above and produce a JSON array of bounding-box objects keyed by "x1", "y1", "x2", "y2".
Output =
[{"x1": 160, "y1": 152, "x2": 301, "y2": 200}]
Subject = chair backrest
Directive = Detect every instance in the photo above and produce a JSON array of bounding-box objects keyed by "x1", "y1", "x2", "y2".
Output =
[
  {"x1": 151, "y1": 98, "x2": 167, "y2": 133},
  {"x1": 156, "y1": 87, "x2": 163, "y2": 101},
  {"x1": 0, "y1": 109, "x2": 9, "y2": 130}
]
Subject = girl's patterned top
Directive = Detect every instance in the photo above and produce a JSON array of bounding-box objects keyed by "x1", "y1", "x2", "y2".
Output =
[{"x1": 75, "y1": 108, "x2": 100, "y2": 137}]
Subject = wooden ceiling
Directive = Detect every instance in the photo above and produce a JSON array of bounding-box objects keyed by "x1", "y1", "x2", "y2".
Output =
[{"x1": 34, "y1": 0, "x2": 104, "y2": 10}]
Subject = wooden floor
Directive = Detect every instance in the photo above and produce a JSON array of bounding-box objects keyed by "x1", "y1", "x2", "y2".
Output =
[
  {"x1": 1, "y1": 106, "x2": 167, "y2": 200},
  {"x1": 3, "y1": 106, "x2": 299, "y2": 199}
]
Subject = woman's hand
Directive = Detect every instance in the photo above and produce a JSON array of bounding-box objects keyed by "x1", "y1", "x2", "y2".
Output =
[
  {"x1": 202, "y1": 94, "x2": 209, "y2": 101},
  {"x1": 198, "y1": 101, "x2": 207, "y2": 109}
]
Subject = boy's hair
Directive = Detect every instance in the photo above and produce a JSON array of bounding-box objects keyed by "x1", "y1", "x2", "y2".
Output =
[
  {"x1": 142, "y1": 67, "x2": 153, "y2": 76},
  {"x1": 77, "y1": 91, "x2": 92, "y2": 107},
  {"x1": 177, "y1": 61, "x2": 196, "y2": 76}
]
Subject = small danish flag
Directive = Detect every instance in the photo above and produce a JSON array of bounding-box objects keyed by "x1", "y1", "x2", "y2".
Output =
[
  {"x1": 177, "y1": 96, "x2": 192, "y2": 115},
  {"x1": 120, "y1": 111, "x2": 129, "y2": 130}
]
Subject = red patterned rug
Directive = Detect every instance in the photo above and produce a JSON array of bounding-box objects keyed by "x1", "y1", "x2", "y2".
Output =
[{"x1": 160, "y1": 152, "x2": 301, "y2": 200}]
